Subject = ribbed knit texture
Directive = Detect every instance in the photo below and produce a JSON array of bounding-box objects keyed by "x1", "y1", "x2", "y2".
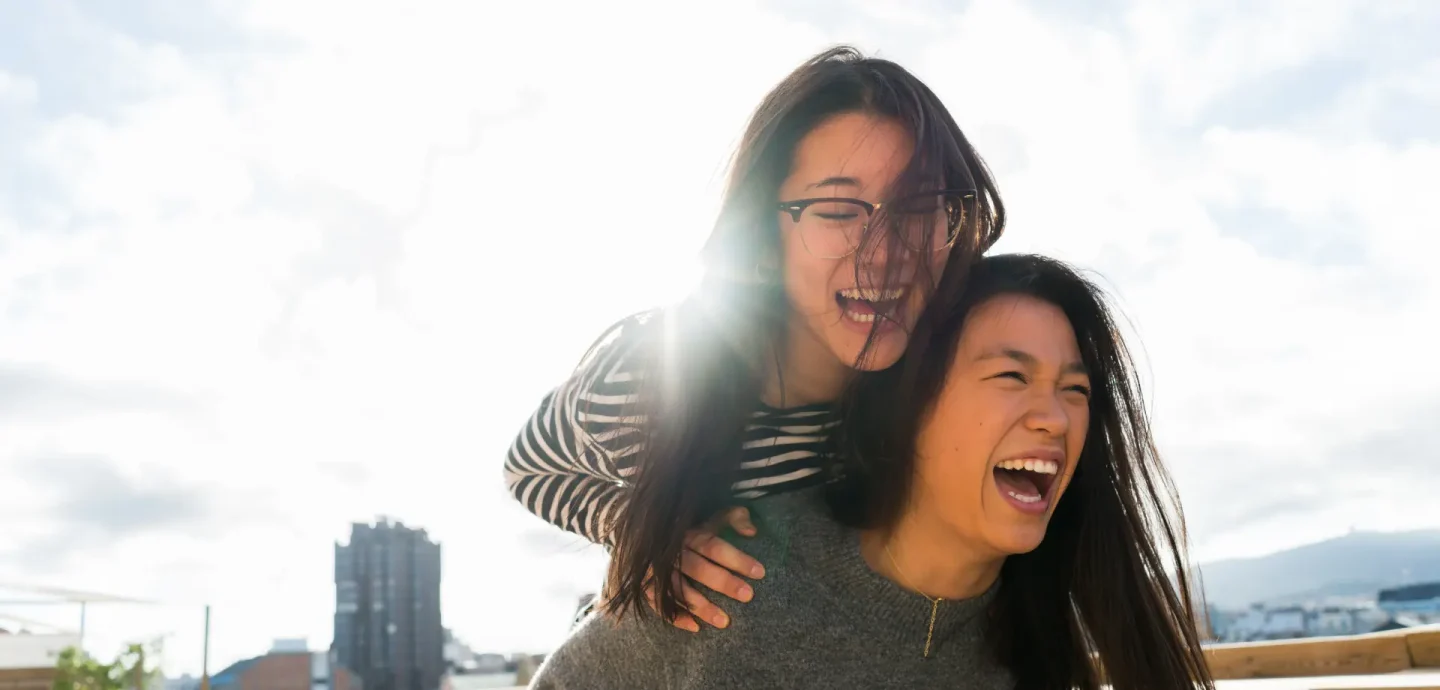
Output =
[{"x1": 530, "y1": 489, "x2": 1015, "y2": 689}]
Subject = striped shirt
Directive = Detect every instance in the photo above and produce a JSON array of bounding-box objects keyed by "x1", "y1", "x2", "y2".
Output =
[{"x1": 503, "y1": 319, "x2": 840, "y2": 545}]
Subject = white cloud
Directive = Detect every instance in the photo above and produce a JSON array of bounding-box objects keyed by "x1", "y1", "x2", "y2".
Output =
[
  {"x1": 1, "y1": 0, "x2": 1436, "y2": 675},
  {"x1": 0, "y1": 70, "x2": 39, "y2": 105}
]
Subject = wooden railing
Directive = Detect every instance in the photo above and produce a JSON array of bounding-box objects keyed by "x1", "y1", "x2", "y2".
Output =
[
  {"x1": 0, "y1": 667, "x2": 53, "y2": 690},
  {"x1": 463, "y1": 626, "x2": 1440, "y2": 689},
  {"x1": 1206, "y1": 625, "x2": 1440, "y2": 681}
]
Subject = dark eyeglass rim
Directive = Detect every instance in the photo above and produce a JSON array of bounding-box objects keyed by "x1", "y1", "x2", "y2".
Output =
[{"x1": 776, "y1": 188, "x2": 979, "y2": 223}]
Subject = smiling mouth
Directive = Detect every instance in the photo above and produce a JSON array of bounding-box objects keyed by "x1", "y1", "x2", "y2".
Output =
[
  {"x1": 835, "y1": 287, "x2": 906, "y2": 324},
  {"x1": 993, "y1": 458, "x2": 1060, "y2": 505}
]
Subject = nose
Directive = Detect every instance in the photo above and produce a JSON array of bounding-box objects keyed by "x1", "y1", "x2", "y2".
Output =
[
  {"x1": 1023, "y1": 390, "x2": 1072, "y2": 438},
  {"x1": 853, "y1": 220, "x2": 922, "y2": 276}
]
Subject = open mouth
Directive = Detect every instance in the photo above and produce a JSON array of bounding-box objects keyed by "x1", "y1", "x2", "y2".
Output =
[
  {"x1": 993, "y1": 457, "x2": 1061, "y2": 509},
  {"x1": 835, "y1": 287, "x2": 906, "y2": 325}
]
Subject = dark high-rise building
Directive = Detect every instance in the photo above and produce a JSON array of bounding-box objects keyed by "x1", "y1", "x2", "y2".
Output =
[{"x1": 334, "y1": 517, "x2": 443, "y2": 690}]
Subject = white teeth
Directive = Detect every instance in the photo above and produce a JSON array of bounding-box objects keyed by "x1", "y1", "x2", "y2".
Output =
[
  {"x1": 996, "y1": 458, "x2": 1060, "y2": 475},
  {"x1": 845, "y1": 312, "x2": 878, "y2": 323},
  {"x1": 1007, "y1": 490, "x2": 1041, "y2": 503},
  {"x1": 838, "y1": 287, "x2": 905, "y2": 301}
]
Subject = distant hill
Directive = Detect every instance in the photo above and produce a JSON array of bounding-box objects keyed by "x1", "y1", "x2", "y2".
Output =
[{"x1": 1196, "y1": 529, "x2": 1440, "y2": 608}]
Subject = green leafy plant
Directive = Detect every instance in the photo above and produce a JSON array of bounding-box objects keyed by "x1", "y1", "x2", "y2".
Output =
[{"x1": 52, "y1": 641, "x2": 162, "y2": 690}]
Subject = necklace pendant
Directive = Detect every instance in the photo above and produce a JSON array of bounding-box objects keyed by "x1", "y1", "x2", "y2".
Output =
[{"x1": 923, "y1": 598, "x2": 941, "y2": 659}]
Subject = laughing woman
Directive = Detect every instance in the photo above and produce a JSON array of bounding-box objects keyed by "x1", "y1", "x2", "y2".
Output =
[
  {"x1": 531, "y1": 254, "x2": 1215, "y2": 689},
  {"x1": 504, "y1": 45, "x2": 1004, "y2": 633}
]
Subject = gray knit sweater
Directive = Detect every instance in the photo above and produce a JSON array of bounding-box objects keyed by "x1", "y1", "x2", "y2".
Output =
[{"x1": 530, "y1": 490, "x2": 1015, "y2": 689}]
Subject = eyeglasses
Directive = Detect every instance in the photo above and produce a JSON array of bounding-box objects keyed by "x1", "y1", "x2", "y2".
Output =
[{"x1": 777, "y1": 189, "x2": 978, "y2": 260}]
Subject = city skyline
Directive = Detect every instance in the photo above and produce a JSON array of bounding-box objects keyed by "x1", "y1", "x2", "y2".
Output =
[{"x1": 334, "y1": 517, "x2": 444, "y2": 690}]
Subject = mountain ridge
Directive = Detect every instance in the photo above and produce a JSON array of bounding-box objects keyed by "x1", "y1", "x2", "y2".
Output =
[{"x1": 1195, "y1": 528, "x2": 1440, "y2": 608}]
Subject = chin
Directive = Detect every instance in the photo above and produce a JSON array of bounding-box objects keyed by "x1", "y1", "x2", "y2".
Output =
[
  {"x1": 991, "y1": 524, "x2": 1052, "y2": 556},
  {"x1": 828, "y1": 327, "x2": 909, "y2": 372}
]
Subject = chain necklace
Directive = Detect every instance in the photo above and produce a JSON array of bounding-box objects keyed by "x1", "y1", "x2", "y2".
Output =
[{"x1": 884, "y1": 542, "x2": 943, "y2": 659}]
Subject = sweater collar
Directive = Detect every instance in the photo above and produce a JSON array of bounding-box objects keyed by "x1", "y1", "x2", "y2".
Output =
[{"x1": 783, "y1": 492, "x2": 999, "y2": 660}]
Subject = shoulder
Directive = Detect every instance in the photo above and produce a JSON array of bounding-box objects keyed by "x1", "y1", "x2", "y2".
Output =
[
  {"x1": 572, "y1": 311, "x2": 657, "y2": 383},
  {"x1": 714, "y1": 489, "x2": 838, "y2": 575},
  {"x1": 742, "y1": 488, "x2": 829, "y2": 528},
  {"x1": 533, "y1": 609, "x2": 678, "y2": 689}
]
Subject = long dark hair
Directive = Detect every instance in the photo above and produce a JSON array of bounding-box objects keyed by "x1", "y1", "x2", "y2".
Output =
[
  {"x1": 600, "y1": 46, "x2": 1006, "y2": 622},
  {"x1": 830, "y1": 254, "x2": 1214, "y2": 689}
]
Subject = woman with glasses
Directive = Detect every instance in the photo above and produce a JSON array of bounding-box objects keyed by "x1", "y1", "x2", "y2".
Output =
[
  {"x1": 503, "y1": 45, "x2": 1004, "y2": 631},
  {"x1": 530, "y1": 255, "x2": 1216, "y2": 689}
]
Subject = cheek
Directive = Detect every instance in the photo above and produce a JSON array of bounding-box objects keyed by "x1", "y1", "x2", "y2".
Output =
[
  {"x1": 781, "y1": 230, "x2": 841, "y2": 309},
  {"x1": 916, "y1": 400, "x2": 997, "y2": 497},
  {"x1": 926, "y1": 251, "x2": 949, "y2": 282},
  {"x1": 915, "y1": 451, "x2": 981, "y2": 517},
  {"x1": 1066, "y1": 407, "x2": 1090, "y2": 463},
  {"x1": 902, "y1": 253, "x2": 951, "y2": 320}
]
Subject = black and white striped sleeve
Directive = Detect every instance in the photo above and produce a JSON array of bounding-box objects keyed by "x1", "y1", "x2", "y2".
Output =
[{"x1": 503, "y1": 330, "x2": 646, "y2": 546}]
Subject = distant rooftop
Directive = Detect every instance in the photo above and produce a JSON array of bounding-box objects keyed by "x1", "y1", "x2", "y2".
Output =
[
  {"x1": 270, "y1": 638, "x2": 309, "y2": 654},
  {"x1": 1379, "y1": 581, "x2": 1440, "y2": 603}
]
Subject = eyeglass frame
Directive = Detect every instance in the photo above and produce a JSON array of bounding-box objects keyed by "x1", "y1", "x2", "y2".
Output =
[{"x1": 776, "y1": 188, "x2": 979, "y2": 259}]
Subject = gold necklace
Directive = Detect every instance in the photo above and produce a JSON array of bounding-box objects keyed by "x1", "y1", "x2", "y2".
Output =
[{"x1": 884, "y1": 542, "x2": 942, "y2": 659}]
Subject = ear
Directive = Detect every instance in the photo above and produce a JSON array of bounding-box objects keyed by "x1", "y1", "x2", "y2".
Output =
[{"x1": 754, "y1": 253, "x2": 781, "y2": 284}]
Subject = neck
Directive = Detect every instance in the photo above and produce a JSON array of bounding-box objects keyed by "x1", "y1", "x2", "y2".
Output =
[
  {"x1": 759, "y1": 318, "x2": 851, "y2": 407},
  {"x1": 860, "y1": 510, "x2": 1004, "y2": 601}
]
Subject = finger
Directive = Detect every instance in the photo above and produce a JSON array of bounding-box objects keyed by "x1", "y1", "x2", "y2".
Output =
[
  {"x1": 686, "y1": 531, "x2": 766, "y2": 580},
  {"x1": 647, "y1": 581, "x2": 701, "y2": 633},
  {"x1": 724, "y1": 506, "x2": 757, "y2": 536},
  {"x1": 679, "y1": 580, "x2": 730, "y2": 630},
  {"x1": 680, "y1": 549, "x2": 754, "y2": 603},
  {"x1": 670, "y1": 612, "x2": 701, "y2": 633}
]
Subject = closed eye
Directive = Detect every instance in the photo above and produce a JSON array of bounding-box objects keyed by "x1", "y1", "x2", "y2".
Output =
[
  {"x1": 1066, "y1": 384, "x2": 1092, "y2": 398},
  {"x1": 992, "y1": 371, "x2": 1027, "y2": 383}
]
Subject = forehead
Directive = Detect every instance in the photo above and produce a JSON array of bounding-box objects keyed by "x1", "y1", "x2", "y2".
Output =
[
  {"x1": 955, "y1": 294, "x2": 1083, "y2": 366},
  {"x1": 785, "y1": 113, "x2": 914, "y2": 195}
]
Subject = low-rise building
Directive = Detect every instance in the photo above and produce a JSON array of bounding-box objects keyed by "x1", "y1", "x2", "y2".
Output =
[
  {"x1": 162, "y1": 674, "x2": 203, "y2": 690},
  {"x1": 1261, "y1": 606, "x2": 1307, "y2": 639},
  {"x1": 0, "y1": 629, "x2": 78, "y2": 670},
  {"x1": 210, "y1": 640, "x2": 361, "y2": 690},
  {"x1": 1379, "y1": 582, "x2": 1440, "y2": 623},
  {"x1": 1213, "y1": 601, "x2": 1388, "y2": 642},
  {"x1": 0, "y1": 627, "x2": 80, "y2": 690},
  {"x1": 471, "y1": 654, "x2": 507, "y2": 675},
  {"x1": 1309, "y1": 605, "x2": 1388, "y2": 636},
  {"x1": 443, "y1": 628, "x2": 476, "y2": 673}
]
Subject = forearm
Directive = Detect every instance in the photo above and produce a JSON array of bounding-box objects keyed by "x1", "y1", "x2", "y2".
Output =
[
  {"x1": 503, "y1": 379, "x2": 629, "y2": 535},
  {"x1": 505, "y1": 470, "x2": 624, "y2": 546}
]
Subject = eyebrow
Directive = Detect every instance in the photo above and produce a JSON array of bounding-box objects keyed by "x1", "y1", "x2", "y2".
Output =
[
  {"x1": 975, "y1": 348, "x2": 1088, "y2": 376},
  {"x1": 805, "y1": 176, "x2": 862, "y2": 191}
]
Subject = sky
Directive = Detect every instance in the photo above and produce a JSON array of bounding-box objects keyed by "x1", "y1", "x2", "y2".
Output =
[{"x1": 1, "y1": 0, "x2": 1437, "y2": 677}]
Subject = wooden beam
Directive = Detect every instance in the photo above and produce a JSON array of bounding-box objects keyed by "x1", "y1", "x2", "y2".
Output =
[
  {"x1": 1321, "y1": 686, "x2": 1440, "y2": 690},
  {"x1": 0, "y1": 669, "x2": 54, "y2": 680},
  {"x1": 1206, "y1": 634, "x2": 1413, "y2": 679},
  {"x1": 0, "y1": 667, "x2": 55, "y2": 690},
  {"x1": 1408, "y1": 630, "x2": 1440, "y2": 668}
]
